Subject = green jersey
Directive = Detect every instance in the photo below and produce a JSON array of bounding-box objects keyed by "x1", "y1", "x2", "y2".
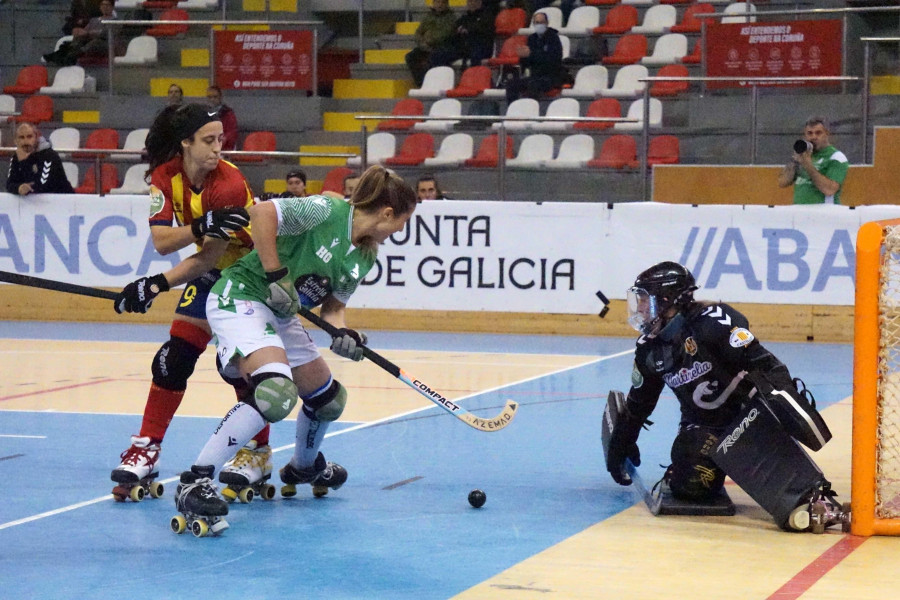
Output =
[
  {"x1": 793, "y1": 145, "x2": 849, "y2": 205},
  {"x1": 212, "y1": 194, "x2": 375, "y2": 307}
]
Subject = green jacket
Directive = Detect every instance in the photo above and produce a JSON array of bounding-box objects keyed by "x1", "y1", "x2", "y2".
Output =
[{"x1": 416, "y1": 8, "x2": 457, "y2": 50}]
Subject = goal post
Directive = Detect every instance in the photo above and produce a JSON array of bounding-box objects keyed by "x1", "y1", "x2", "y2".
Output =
[{"x1": 852, "y1": 219, "x2": 900, "y2": 536}]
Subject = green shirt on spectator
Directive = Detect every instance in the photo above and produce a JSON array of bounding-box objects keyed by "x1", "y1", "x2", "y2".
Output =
[{"x1": 793, "y1": 145, "x2": 849, "y2": 205}]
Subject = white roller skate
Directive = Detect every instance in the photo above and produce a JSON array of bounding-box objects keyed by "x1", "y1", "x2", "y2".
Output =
[
  {"x1": 219, "y1": 441, "x2": 275, "y2": 504},
  {"x1": 787, "y1": 483, "x2": 851, "y2": 534},
  {"x1": 110, "y1": 435, "x2": 163, "y2": 502},
  {"x1": 171, "y1": 466, "x2": 229, "y2": 538},
  {"x1": 279, "y1": 452, "x2": 348, "y2": 498}
]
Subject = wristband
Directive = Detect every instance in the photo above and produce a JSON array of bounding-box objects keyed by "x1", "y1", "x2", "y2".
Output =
[{"x1": 265, "y1": 267, "x2": 289, "y2": 283}]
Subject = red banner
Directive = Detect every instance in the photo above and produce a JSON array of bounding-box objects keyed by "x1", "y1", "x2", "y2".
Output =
[
  {"x1": 214, "y1": 30, "x2": 314, "y2": 91},
  {"x1": 705, "y1": 20, "x2": 842, "y2": 89}
]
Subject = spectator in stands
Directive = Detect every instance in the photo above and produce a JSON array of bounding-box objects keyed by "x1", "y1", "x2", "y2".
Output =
[
  {"x1": 777, "y1": 116, "x2": 850, "y2": 205},
  {"x1": 284, "y1": 168, "x2": 307, "y2": 197},
  {"x1": 63, "y1": 0, "x2": 103, "y2": 36},
  {"x1": 533, "y1": 0, "x2": 575, "y2": 25},
  {"x1": 206, "y1": 85, "x2": 238, "y2": 151},
  {"x1": 416, "y1": 174, "x2": 445, "y2": 201},
  {"x1": 167, "y1": 84, "x2": 184, "y2": 107},
  {"x1": 505, "y1": 10, "x2": 566, "y2": 103},
  {"x1": 44, "y1": 0, "x2": 117, "y2": 66},
  {"x1": 343, "y1": 172, "x2": 361, "y2": 199},
  {"x1": 6, "y1": 122, "x2": 74, "y2": 196},
  {"x1": 405, "y1": 0, "x2": 456, "y2": 88},
  {"x1": 429, "y1": 0, "x2": 496, "y2": 71}
]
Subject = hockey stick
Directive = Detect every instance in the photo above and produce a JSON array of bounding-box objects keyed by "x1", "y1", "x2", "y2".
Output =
[
  {"x1": 298, "y1": 307, "x2": 518, "y2": 433},
  {"x1": 0, "y1": 270, "x2": 118, "y2": 301},
  {"x1": 625, "y1": 458, "x2": 663, "y2": 515}
]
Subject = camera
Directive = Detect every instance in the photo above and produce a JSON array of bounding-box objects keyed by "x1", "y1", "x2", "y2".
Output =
[{"x1": 793, "y1": 139, "x2": 813, "y2": 154}]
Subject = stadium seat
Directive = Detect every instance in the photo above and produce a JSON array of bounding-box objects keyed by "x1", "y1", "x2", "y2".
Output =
[
  {"x1": 383, "y1": 133, "x2": 435, "y2": 166},
  {"x1": 600, "y1": 64, "x2": 648, "y2": 98},
  {"x1": 73, "y1": 128, "x2": 119, "y2": 159},
  {"x1": 586, "y1": 0, "x2": 618, "y2": 6},
  {"x1": 722, "y1": 2, "x2": 757, "y2": 23},
  {"x1": 62, "y1": 162, "x2": 79, "y2": 188},
  {"x1": 409, "y1": 66, "x2": 455, "y2": 98},
  {"x1": 647, "y1": 135, "x2": 680, "y2": 165},
  {"x1": 486, "y1": 35, "x2": 527, "y2": 67},
  {"x1": 494, "y1": 7, "x2": 527, "y2": 37},
  {"x1": 670, "y1": 3, "x2": 715, "y2": 34},
  {"x1": 321, "y1": 167, "x2": 353, "y2": 195},
  {"x1": 592, "y1": 5, "x2": 638, "y2": 35},
  {"x1": 642, "y1": 33, "x2": 689, "y2": 66},
  {"x1": 114, "y1": 36, "x2": 158, "y2": 66},
  {"x1": 142, "y1": 0, "x2": 177, "y2": 8},
  {"x1": 491, "y1": 98, "x2": 540, "y2": 132},
  {"x1": 110, "y1": 163, "x2": 152, "y2": 194},
  {"x1": 347, "y1": 132, "x2": 396, "y2": 167},
  {"x1": 15, "y1": 95, "x2": 54, "y2": 123},
  {"x1": 562, "y1": 65, "x2": 609, "y2": 98},
  {"x1": 423, "y1": 133, "x2": 474, "y2": 167},
  {"x1": 377, "y1": 98, "x2": 424, "y2": 131},
  {"x1": 0, "y1": 94, "x2": 15, "y2": 118},
  {"x1": 574, "y1": 98, "x2": 622, "y2": 131},
  {"x1": 145, "y1": 9, "x2": 189, "y2": 37},
  {"x1": 651, "y1": 64, "x2": 690, "y2": 97},
  {"x1": 121, "y1": 128, "x2": 150, "y2": 161},
  {"x1": 622, "y1": 0, "x2": 654, "y2": 5},
  {"x1": 464, "y1": 134, "x2": 514, "y2": 167},
  {"x1": 681, "y1": 41, "x2": 703, "y2": 65},
  {"x1": 632, "y1": 5, "x2": 677, "y2": 34},
  {"x1": 75, "y1": 163, "x2": 120, "y2": 194},
  {"x1": 39, "y1": 66, "x2": 88, "y2": 95},
  {"x1": 559, "y1": 35, "x2": 572, "y2": 60},
  {"x1": 113, "y1": 0, "x2": 144, "y2": 7},
  {"x1": 588, "y1": 134, "x2": 638, "y2": 169},
  {"x1": 614, "y1": 98, "x2": 663, "y2": 131},
  {"x1": 506, "y1": 134, "x2": 554, "y2": 168},
  {"x1": 559, "y1": 6, "x2": 601, "y2": 37},
  {"x1": 661, "y1": 0, "x2": 695, "y2": 4},
  {"x1": 4, "y1": 65, "x2": 48, "y2": 95},
  {"x1": 602, "y1": 34, "x2": 648, "y2": 65},
  {"x1": 544, "y1": 134, "x2": 594, "y2": 169},
  {"x1": 519, "y1": 7, "x2": 563, "y2": 34},
  {"x1": 231, "y1": 131, "x2": 276, "y2": 163},
  {"x1": 532, "y1": 98, "x2": 580, "y2": 132},
  {"x1": 413, "y1": 98, "x2": 462, "y2": 132},
  {"x1": 179, "y1": 0, "x2": 221, "y2": 9},
  {"x1": 48, "y1": 127, "x2": 80, "y2": 152},
  {"x1": 445, "y1": 66, "x2": 492, "y2": 98}
]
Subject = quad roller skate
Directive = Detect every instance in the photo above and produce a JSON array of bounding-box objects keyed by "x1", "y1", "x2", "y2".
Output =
[
  {"x1": 279, "y1": 452, "x2": 348, "y2": 498},
  {"x1": 218, "y1": 441, "x2": 275, "y2": 504},
  {"x1": 171, "y1": 466, "x2": 229, "y2": 538},
  {"x1": 788, "y1": 482, "x2": 851, "y2": 534},
  {"x1": 110, "y1": 435, "x2": 163, "y2": 502}
]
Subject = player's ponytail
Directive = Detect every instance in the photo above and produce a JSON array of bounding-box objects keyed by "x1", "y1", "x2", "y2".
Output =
[
  {"x1": 348, "y1": 165, "x2": 417, "y2": 253},
  {"x1": 144, "y1": 105, "x2": 182, "y2": 181}
]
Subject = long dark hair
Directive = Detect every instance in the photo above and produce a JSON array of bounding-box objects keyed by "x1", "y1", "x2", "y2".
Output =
[{"x1": 144, "y1": 103, "x2": 219, "y2": 181}]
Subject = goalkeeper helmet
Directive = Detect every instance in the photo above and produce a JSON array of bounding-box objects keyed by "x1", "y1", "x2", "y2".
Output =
[{"x1": 627, "y1": 261, "x2": 698, "y2": 335}]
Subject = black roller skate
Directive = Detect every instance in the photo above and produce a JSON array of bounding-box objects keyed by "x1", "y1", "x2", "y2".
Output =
[
  {"x1": 279, "y1": 452, "x2": 348, "y2": 498},
  {"x1": 171, "y1": 465, "x2": 229, "y2": 537},
  {"x1": 788, "y1": 482, "x2": 851, "y2": 534}
]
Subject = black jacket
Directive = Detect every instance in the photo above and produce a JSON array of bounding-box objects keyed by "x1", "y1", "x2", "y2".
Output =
[
  {"x1": 522, "y1": 27, "x2": 565, "y2": 83},
  {"x1": 6, "y1": 148, "x2": 75, "y2": 195}
]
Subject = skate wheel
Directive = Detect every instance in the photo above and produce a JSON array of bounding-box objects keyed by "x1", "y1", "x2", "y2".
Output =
[
  {"x1": 221, "y1": 486, "x2": 238, "y2": 502},
  {"x1": 170, "y1": 515, "x2": 187, "y2": 534},
  {"x1": 312, "y1": 485, "x2": 328, "y2": 498},
  {"x1": 112, "y1": 488, "x2": 128, "y2": 502},
  {"x1": 841, "y1": 502, "x2": 852, "y2": 533},
  {"x1": 238, "y1": 487, "x2": 254, "y2": 504},
  {"x1": 130, "y1": 485, "x2": 145, "y2": 502},
  {"x1": 811, "y1": 504, "x2": 826, "y2": 534},
  {"x1": 191, "y1": 519, "x2": 209, "y2": 538},
  {"x1": 281, "y1": 484, "x2": 297, "y2": 498},
  {"x1": 261, "y1": 484, "x2": 276, "y2": 501},
  {"x1": 149, "y1": 481, "x2": 164, "y2": 499}
]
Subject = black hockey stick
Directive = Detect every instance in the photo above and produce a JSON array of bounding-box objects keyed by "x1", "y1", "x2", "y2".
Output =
[
  {"x1": 0, "y1": 270, "x2": 118, "y2": 301},
  {"x1": 298, "y1": 307, "x2": 518, "y2": 433}
]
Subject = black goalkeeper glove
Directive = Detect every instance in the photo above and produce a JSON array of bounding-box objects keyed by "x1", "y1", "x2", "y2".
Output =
[
  {"x1": 191, "y1": 207, "x2": 250, "y2": 240},
  {"x1": 330, "y1": 328, "x2": 368, "y2": 361},
  {"x1": 114, "y1": 273, "x2": 170, "y2": 314}
]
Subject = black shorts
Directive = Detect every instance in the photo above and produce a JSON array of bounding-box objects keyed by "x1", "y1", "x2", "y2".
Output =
[{"x1": 174, "y1": 269, "x2": 221, "y2": 320}]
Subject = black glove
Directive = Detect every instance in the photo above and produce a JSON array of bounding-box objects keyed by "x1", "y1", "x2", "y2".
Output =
[
  {"x1": 330, "y1": 328, "x2": 368, "y2": 361},
  {"x1": 190, "y1": 207, "x2": 250, "y2": 240},
  {"x1": 114, "y1": 273, "x2": 169, "y2": 314},
  {"x1": 605, "y1": 410, "x2": 646, "y2": 486}
]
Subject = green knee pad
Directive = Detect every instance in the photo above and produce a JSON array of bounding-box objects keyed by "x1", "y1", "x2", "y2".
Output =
[
  {"x1": 253, "y1": 375, "x2": 298, "y2": 422},
  {"x1": 307, "y1": 381, "x2": 347, "y2": 422}
]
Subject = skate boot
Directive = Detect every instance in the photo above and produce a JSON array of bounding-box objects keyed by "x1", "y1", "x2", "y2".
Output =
[
  {"x1": 279, "y1": 452, "x2": 348, "y2": 498},
  {"x1": 787, "y1": 482, "x2": 851, "y2": 534},
  {"x1": 110, "y1": 435, "x2": 163, "y2": 502},
  {"x1": 219, "y1": 441, "x2": 275, "y2": 504},
  {"x1": 171, "y1": 465, "x2": 229, "y2": 537}
]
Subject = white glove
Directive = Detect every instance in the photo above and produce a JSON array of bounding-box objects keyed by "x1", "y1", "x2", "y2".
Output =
[
  {"x1": 330, "y1": 328, "x2": 368, "y2": 361},
  {"x1": 264, "y1": 268, "x2": 298, "y2": 318}
]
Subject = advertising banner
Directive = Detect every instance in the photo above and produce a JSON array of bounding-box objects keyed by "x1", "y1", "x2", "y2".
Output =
[
  {"x1": 705, "y1": 19, "x2": 842, "y2": 89},
  {"x1": 214, "y1": 30, "x2": 314, "y2": 91}
]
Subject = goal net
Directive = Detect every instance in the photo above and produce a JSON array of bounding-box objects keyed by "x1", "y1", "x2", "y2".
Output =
[{"x1": 853, "y1": 219, "x2": 900, "y2": 536}]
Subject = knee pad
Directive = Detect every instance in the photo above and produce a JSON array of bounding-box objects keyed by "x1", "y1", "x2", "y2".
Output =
[
  {"x1": 668, "y1": 425, "x2": 726, "y2": 502},
  {"x1": 302, "y1": 378, "x2": 347, "y2": 423},
  {"x1": 151, "y1": 336, "x2": 205, "y2": 391},
  {"x1": 248, "y1": 363, "x2": 298, "y2": 423}
]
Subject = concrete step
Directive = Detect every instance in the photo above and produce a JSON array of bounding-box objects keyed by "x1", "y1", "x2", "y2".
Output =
[
  {"x1": 349, "y1": 63, "x2": 414, "y2": 82},
  {"x1": 364, "y1": 48, "x2": 409, "y2": 65},
  {"x1": 323, "y1": 112, "x2": 385, "y2": 132},
  {"x1": 377, "y1": 34, "x2": 417, "y2": 51},
  {"x1": 333, "y1": 78, "x2": 411, "y2": 99}
]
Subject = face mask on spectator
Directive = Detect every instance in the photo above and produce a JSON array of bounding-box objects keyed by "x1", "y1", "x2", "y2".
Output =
[{"x1": 534, "y1": 23, "x2": 547, "y2": 35}]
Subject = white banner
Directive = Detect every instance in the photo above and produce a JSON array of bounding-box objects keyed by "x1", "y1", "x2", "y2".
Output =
[{"x1": 3, "y1": 193, "x2": 899, "y2": 312}]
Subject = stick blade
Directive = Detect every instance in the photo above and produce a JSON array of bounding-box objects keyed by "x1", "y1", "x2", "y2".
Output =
[{"x1": 460, "y1": 399, "x2": 518, "y2": 432}]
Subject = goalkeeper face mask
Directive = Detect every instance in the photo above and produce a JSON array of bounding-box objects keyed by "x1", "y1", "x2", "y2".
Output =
[{"x1": 626, "y1": 286, "x2": 663, "y2": 335}]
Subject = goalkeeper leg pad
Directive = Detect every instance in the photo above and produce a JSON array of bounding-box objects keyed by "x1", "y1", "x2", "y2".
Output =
[{"x1": 750, "y1": 372, "x2": 832, "y2": 451}]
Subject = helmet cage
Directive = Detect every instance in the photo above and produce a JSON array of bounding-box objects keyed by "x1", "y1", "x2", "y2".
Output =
[{"x1": 627, "y1": 286, "x2": 663, "y2": 335}]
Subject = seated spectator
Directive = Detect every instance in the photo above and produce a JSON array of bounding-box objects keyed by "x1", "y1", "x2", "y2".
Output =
[
  {"x1": 167, "y1": 84, "x2": 184, "y2": 108},
  {"x1": 45, "y1": 0, "x2": 117, "y2": 66},
  {"x1": 63, "y1": 0, "x2": 103, "y2": 36},
  {"x1": 206, "y1": 85, "x2": 238, "y2": 151},
  {"x1": 505, "y1": 10, "x2": 566, "y2": 103},
  {"x1": 406, "y1": 0, "x2": 456, "y2": 88},
  {"x1": 261, "y1": 169, "x2": 307, "y2": 200},
  {"x1": 6, "y1": 122, "x2": 74, "y2": 196},
  {"x1": 416, "y1": 174, "x2": 445, "y2": 201},
  {"x1": 430, "y1": 0, "x2": 496, "y2": 71}
]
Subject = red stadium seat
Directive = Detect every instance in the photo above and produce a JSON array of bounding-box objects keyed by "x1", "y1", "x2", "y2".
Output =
[
  {"x1": 321, "y1": 167, "x2": 353, "y2": 195},
  {"x1": 15, "y1": 95, "x2": 54, "y2": 123},
  {"x1": 230, "y1": 130, "x2": 276, "y2": 163},
  {"x1": 574, "y1": 98, "x2": 621, "y2": 131},
  {"x1": 487, "y1": 36, "x2": 528, "y2": 67},
  {"x1": 464, "y1": 134, "x2": 515, "y2": 167},
  {"x1": 671, "y1": 3, "x2": 716, "y2": 34},
  {"x1": 495, "y1": 7, "x2": 527, "y2": 37},
  {"x1": 4, "y1": 66, "x2": 49, "y2": 95},
  {"x1": 602, "y1": 34, "x2": 648, "y2": 66},
  {"x1": 647, "y1": 135, "x2": 680, "y2": 165},
  {"x1": 73, "y1": 128, "x2": 119, "y2": 159},
  {"x1": 650, "y1": 64, "x2": 690, "y2": 97},
  {"x1": 681, "y1": 41, "x2": 702, "y2": 65},
  {"x1": 383, "y1": 133, "x2": 435, "y2": 166},
  {"x1": 585, "y1": 0, "x2": 618, "y2": 6},
  {"x1": 145, "y1": 9, "x2": 189, "y2": 37},
  {"x1": 75, "y1": 163, "x2": 120, "y2": 194},
  {"x1": 377, "y1": 99, "x2": 424, "y2": 132},
  {"x1": 588, "y1": 135, "x2": 637, "y2": 169},
  {"x1": 592, "y1": 5, "x2": 638, "y2": 35},
  {"x1": 445, "y1": 66, "x2": 492, "y2": 98}
]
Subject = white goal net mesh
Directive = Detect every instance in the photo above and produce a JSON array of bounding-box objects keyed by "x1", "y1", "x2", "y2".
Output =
[{"x1": 877, "y1": 224, "x2": 900, "y2": 518}]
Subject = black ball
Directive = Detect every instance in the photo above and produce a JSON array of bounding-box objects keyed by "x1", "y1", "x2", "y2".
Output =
[{"x1": 468, "y1": 489, "x2": 486, "y2": 508}]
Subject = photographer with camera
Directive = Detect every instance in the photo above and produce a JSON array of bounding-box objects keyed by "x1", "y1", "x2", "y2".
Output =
[{"x1": 777, "y1": 116, "x2": 849, "y2": 204}]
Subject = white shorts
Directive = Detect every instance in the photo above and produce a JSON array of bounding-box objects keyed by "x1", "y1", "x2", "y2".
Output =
[{"x1": 206, "y1": 293, "x2": 321, "y2": 374}]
